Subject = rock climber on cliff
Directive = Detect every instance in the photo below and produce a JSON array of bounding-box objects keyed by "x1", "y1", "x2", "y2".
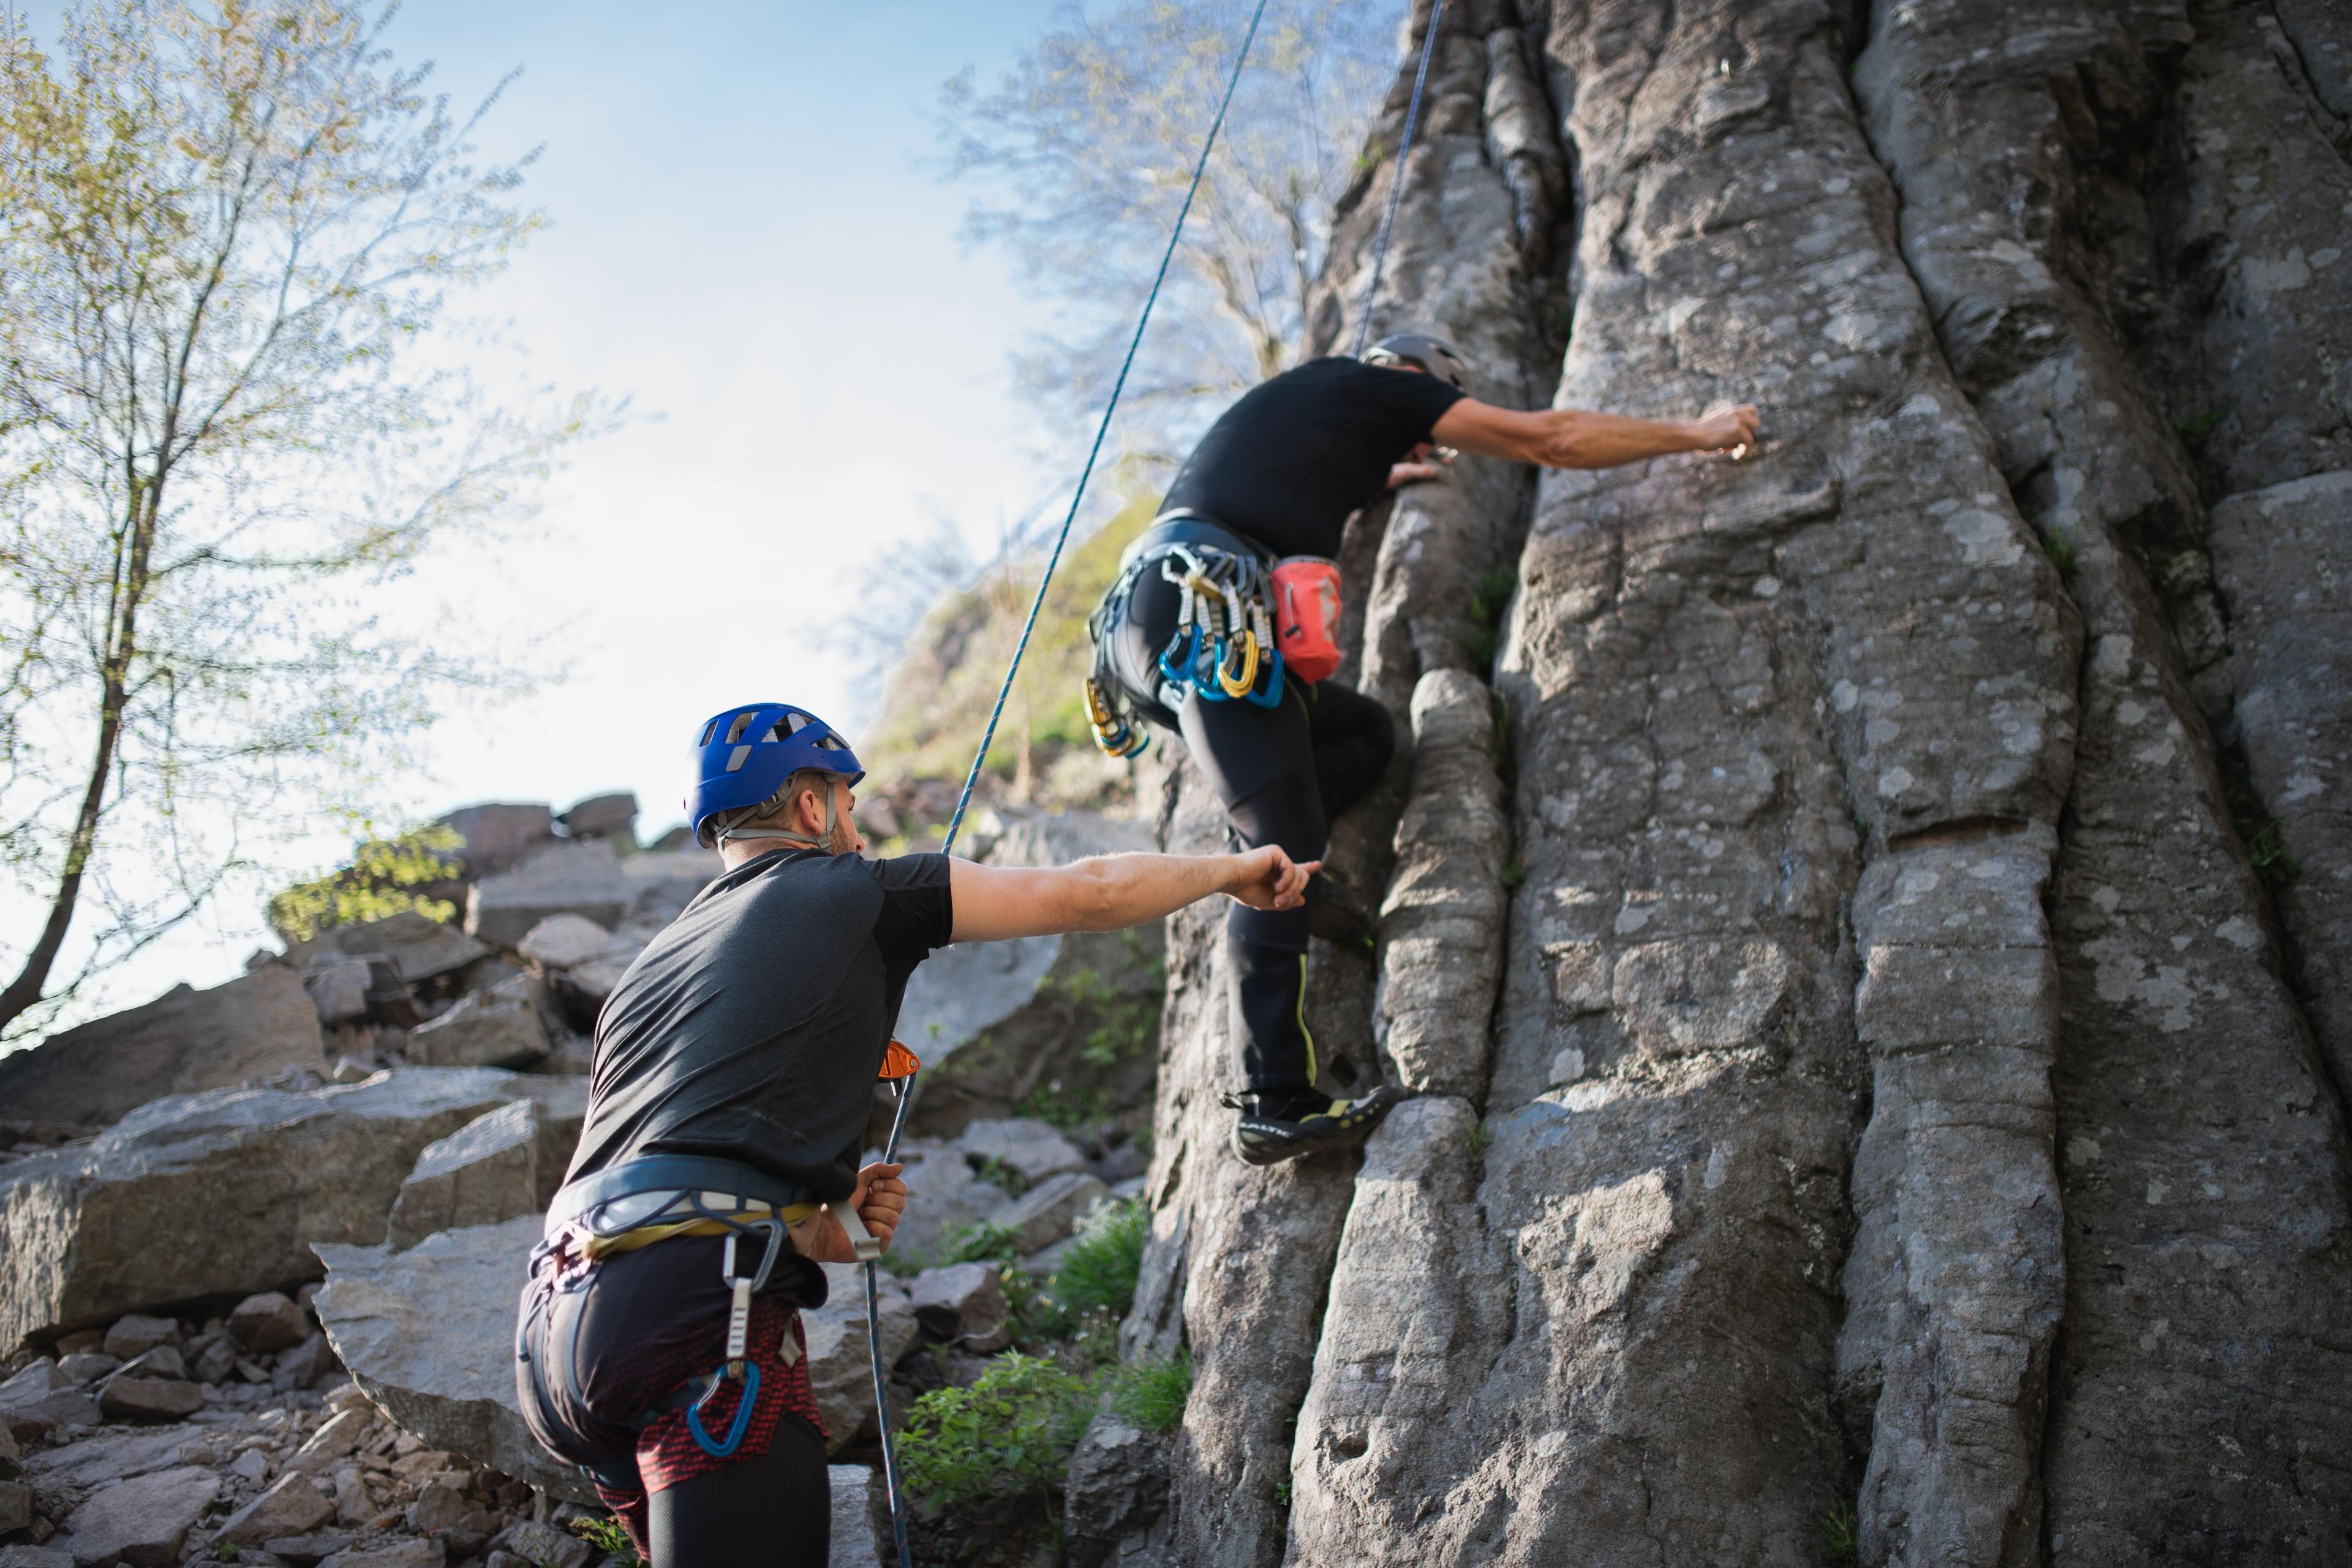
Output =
[
  {"x1": 1085, "y1": 333, "x2": 1758, "y2": 1166},
  {"x1": 514, "y1": 703, "x2": 1314, "y2": 1568}
]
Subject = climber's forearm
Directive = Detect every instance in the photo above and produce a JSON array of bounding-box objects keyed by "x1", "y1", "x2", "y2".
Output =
[
  {"x1": 948, "y1": 846, "x2": 1310, "y2": 943},
  {"x1": 1432, "y1": 401, "x2": 1756, "y2": 470}
]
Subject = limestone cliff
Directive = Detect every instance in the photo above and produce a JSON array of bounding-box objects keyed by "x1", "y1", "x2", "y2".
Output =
[{"x1": 1125, "y1": 2, "x2": 2352, "y2": 1565}]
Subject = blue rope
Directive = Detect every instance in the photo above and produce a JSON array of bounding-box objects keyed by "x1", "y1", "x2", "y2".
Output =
[
  {"x1": 866, "y1": 10, "x2": 1273, "y2": 1566},
  {"x1": 1348, "y1": 0, "x2": 1448, "y2": 358}
]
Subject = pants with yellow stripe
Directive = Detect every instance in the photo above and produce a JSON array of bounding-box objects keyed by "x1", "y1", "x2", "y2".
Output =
[{"x1": 1109, "y1": 562, "x2": 1395, "y2": 1095}]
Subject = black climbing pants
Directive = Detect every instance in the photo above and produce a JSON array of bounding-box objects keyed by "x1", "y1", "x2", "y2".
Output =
[
  {"x1": 1110, "y1": 557, "x2": 1394, "y2": 1095},
  {"x1": 648, "y1": 1419, "x2": 832, "y2": 1567}
]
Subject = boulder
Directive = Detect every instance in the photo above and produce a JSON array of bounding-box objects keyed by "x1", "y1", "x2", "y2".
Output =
[
  {"x1": 557, "y1": 792, "x2": 638, "y2": 841},
  {"x1": 0, "y1": 1482, "x2": 29, "y2": 1534},
  {"x1": 0, "y1": 1362, "x2": 100, "y2": 1439},
  {"x1": 466, "y1": 842, "x2": 631, "y2": 949},
  {"x1": 956, "y1": 1118, "x2": 1088, "y2": 1188},
  {"x1": 618, "y1": 850, "x2": 722, "y2": 924},
  {"x1": 311, "y1": 1216, "x2": 594, "y2": 1502},
  {"x1": 97, "y1": 1375, "x2": 202, "y2": 1421},
  {"x1": 802, "y1": 1262, "x2": 918, "y2": 1453},
  {"x1": 993, "y1": 1171, "x2": 1109, "y2": 1256},
  {"x1": 894, "y1": 810, "x2": 1162, "y2": 1139},
  {"x1": 0, "y1": 1548, "x2": 72, "y2": 1568},
  {"x1": 0, "y1": 1068, "x2": 540, "y2": 1351},
  {"x1": 404, "y1": 977, "x2": 549, "y2": 1069},
  {"x1": 217, "y1": 1472, "x2": 336, "y2": 1545},
  {"x1": 385, "y1": 1101, "x2": 548, "y2": 1250},
  {"x1": 272, "y1": 1332, "x2": 336, "y2": 1391},
  {"x1": 0, "y1": 965, "x2": 323, "y2": 1128},
  {"x1": 230, "y1": 1292, "x2": 311, "y2": 1353},
  {"x1": 284, "y1": 911, "x2": 490, "y2": 988},
  {"x1": 302, "y1": 960, "x2": 374, "y2": 1028},
  {"x1": 436, "y1": 803, "x2": 554, "y2": 880},
  {"x1": 100, "y1": 1315, "x2": 176, "y2": 1361},
  {"x1": 910, "y1": 1264, "x2": 1009, "y2": 1353},
  {"x1": 50, "y1": 1464, "x2": 219, "y2": 1567},
  {"x1": 515, "y1": 915, "x2": 616, "y2": 971},
  {"x1": 1064, "y1": 1414, "x2": 1172, "y2": 1568}
]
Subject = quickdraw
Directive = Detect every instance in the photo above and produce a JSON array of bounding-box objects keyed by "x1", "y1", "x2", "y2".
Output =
[{"x1": 1154, "y1": 543, "x2": 1285, "y2": 709}]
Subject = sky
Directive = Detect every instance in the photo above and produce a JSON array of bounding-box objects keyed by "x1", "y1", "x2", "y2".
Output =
[{"x1": 15, "y1": 1, "x2": 1096, "y2": 1028}]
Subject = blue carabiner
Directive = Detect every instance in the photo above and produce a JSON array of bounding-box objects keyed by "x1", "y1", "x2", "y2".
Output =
[
  {"x1": 1245, "y1": 647, "x2": 1285, "y2": 707},
  {"x1": 685, "y1": 1362, "x2": 763, "y2": 1458},
  {"x1": 1195, "y1": 636, "x2": 1234, "y2": 701},
  {"x1": 1158, "y1": 625, "x2": 1200, "y2": 693}
]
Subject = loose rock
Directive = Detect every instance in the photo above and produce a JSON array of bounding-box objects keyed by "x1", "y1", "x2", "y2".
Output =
[
  {"x1": 956, "y1": 1118, "x2": 1088, "y2": 1188},
  {"x1": 909, "y1": 1264, "x2": 1009, "y2": 1354},
  {"x1": 230, "y1": 1292, "x2": 312, "y2": 1354},
  {"x1": 101, "y1": 1315, "x2": 178, "y2": 1361},
  {"x1": 992, "y1": 1170, "x2": 1108, "y2": 1255},
  {"x1": 97, "y1": 1376, "x2": 203, "y2": 1422},
  {"x1": 404, "y1": 978, "x2": 549, "y2": 1071},
  {"x1": 218, "y1": 1472, "x2": 337, "y2": 1545},
  {"x1": 467, "y1": 841, "x2": 631, "y2": 949},
  {"x1": 50, "y1": 1463, "x2": 219, "y2": 1567}
]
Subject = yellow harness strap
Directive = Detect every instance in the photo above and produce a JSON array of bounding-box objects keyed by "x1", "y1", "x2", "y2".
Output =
[{"x1": 578, "y1": 1201, "x2": 820, "y2": 1262}]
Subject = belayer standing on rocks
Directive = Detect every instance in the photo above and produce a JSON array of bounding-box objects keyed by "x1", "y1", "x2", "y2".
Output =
[
  {"x1": 1084, "y1": 333, "x2": 1759, "y2": 1165},
  {"x1": 514, "y1": 704, "x2": 1314, "y2": 1568}
]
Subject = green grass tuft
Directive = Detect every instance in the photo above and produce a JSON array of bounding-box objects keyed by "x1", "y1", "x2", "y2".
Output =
[
  {"x1": 1816, "y1": 1501, "x2": 1860, "y2": 1566},
  {"x1": 1110, "y1": 1352, "x2": 1194, "y2": 1432},
  {"x1": 568, "y1": 1513, "x2": 643, "y2": 1566},
  {"x1": 1054, "y1": 1200, "x2": 1147, "y2": 1320}
]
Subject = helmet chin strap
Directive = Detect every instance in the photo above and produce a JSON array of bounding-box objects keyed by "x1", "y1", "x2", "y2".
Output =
[{"x1": 715, "y1": 780, "x2": 842, "y2": 850}]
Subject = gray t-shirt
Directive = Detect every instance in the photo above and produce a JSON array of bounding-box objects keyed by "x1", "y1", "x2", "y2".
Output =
[{"x1": 564, "y1": 849, "x2": 954, "y2": 1203}]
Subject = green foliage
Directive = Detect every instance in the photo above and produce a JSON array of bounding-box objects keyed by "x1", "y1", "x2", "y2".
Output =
[
  {"x1": 1054, "y1": 1200, "x2": 1148, "y2": 1320},
  {"x1": 266, "y1": 824, "x2": 464, "y2": 942},
  {"x1": 2219, "y1": 747, "x2": 2304, "y2": 888},
  {"x1": 2042, "y1": 527, "x2": 2079, "y2": 577},
  {"x1": 2245, "y1": 815, "x2": 2303, "y2": 886},
  {"x1": 972, "y1": 1154, "x2": 1029, "y2": 1199},
  {"x1": 942, "y1": 1220, "x2": 1024, "y2": 1268},
  {"x1": 2176, "y1": 409, "x2": 2226, "y2": 448},
  {"x1": 211, "y1": 1544, "x2": 239, "y2": 1562},
  {"x1": 568, "y1": 1511, "x2": 643, "y2": 1567},
  {"x1": 1463, "y1": 1121, "x2": 1493, "y2": 1161},
  {"x1": 1816, "y1": 1501, "x2": 1860, "y2": 1566},
  {"x1": 1050, "y1": 947, "x2": 1166, "y2": 1067},
  {"x1": 1500, "y1": 861, "x2": 1527, "y2": 890},
  {"x1": 1014, "y1": 1079, "x2": 1120, "y2": 1129},
  {"x1": 1109, "y1": 1352, "x2": 1193, "y2": 1432},
  {"x1": 1467, "y1": 565, "x2": 1519, "y2": 669},
  {"x1": 897, "y1": 1352, "x2": 1096, "y2": 1510}
]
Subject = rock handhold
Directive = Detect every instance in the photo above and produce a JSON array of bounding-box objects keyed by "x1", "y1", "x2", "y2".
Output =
[
  {"x1": 466, "y1": 841, "x2": 631, "y2": 949},
  {"x1": 0, "y1": 1068, "x2": 533, "y2": 1352},
  {"x1": 311, "y1": 1216, "x2": 594, "y2": 1502},
  {"x1": 0, "y1": 965, "x2": 323, "y2": 1129},
  {"x1": 230, "y1": 1292, "x2": 311, "y2": 1353},
  {"x1": 50, "y1": 1463, "x2": 219, "y2": 1567},
  {"x1": 404, "y1": 977, "x2": 549, "y2": 1070}
]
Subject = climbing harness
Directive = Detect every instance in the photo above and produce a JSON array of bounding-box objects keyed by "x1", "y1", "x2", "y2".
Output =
[
  {"x1": 1147, "y1": 538, "x2": 1285, "y2": 710},
  {"x1": 1349, "y1": 0, "x2": 1448, "y2": 359}
]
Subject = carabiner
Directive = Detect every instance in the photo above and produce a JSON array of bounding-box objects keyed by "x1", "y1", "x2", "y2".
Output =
[
  {"x1": 1216, "y1": 630, "x2": 1259, "y2": 699},
  {"x1": 685, "y1": 1363, "x2": 763, "y2": 1458},
  {"x1": 1158, "y1": 624, "x2": 1201, "y2": 691},
  {"x1": 1245, "y1": 646, "x2": 1285, "y2": 707}
]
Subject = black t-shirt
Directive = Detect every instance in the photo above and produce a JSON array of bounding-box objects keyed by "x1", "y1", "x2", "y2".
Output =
[
  {"x1": 1159, "y1": 356, "x2": 1468, "y2": 557},
  {"x1": 564, "y1": 850, "x2": 954, "y2": 1204}
]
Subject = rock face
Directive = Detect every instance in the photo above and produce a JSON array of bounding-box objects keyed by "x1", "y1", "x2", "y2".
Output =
[
  {"x1": 0, "y1": 1069, "x2": 540, "y2": 1351},
  {"x1": 0, "y1": 965, "x2": 323, "y2": 1128},
  {"x1": 1123, "y1": 2, "x2": 2352, "y2": 1566},
  {"x1": 466, "y1": 840, "x2": 633, "y2": 949}
]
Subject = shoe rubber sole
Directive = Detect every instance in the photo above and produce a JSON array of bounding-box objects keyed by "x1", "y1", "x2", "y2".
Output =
[{"x1": 1229, "y1": 1085, "x2": 1404, "y2": 1166}]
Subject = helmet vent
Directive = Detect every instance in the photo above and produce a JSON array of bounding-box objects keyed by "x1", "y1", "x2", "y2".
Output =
[
  {"x1": 699, "y1": 720, "x2": 720, "y2": 746},
  {"x1": 725, "y1": 713, "x2": 759, "y2": 745},
  {"x1": 725, "y1": 744, "x2": 753, "y2": 773}
]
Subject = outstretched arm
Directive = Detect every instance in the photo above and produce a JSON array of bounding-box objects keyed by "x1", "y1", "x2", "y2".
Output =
[
  {"x1": 949, "y1": 846, "x2": 1314, "y2": 944},
  {"x1": 1431, "y1": 398, "x2": 1758, "y2": 469}
]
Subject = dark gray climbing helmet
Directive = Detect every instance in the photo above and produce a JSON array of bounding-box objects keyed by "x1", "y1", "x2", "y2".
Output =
[{"x1": 1363, "y1": 331, "x2": 1474, "y2": 391}]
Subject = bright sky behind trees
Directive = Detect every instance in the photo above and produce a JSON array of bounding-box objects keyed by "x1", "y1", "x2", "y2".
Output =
[{"x1": 16, "y1": 1, "x2": 1078, "y2": 1016}]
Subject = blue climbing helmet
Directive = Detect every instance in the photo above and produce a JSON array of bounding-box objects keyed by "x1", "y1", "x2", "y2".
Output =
[{"x1": 685, "y1": 702, "x2": 865, "y2": 849}]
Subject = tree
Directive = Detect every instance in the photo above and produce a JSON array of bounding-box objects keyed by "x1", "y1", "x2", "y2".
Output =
[
  {"x1": 0, "y1": 1, "x2": 606, "y2": 1038},
  {"x1": 940, "y1": 0, "x2": 1403, "y2": 468}
]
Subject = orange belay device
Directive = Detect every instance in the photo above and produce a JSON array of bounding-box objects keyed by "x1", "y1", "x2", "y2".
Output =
[
  {"x1": 832, "y1": 1041, "x2": 922, "y2": 1264},
  {"x1": 878, "y1": 1038, "x2": 921, "y2": 1081}
]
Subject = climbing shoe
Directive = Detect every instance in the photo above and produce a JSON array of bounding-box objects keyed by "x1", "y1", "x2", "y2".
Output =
[{"x1": 1223, "y1": 1085, "x2": 1404, "y2": 1166}]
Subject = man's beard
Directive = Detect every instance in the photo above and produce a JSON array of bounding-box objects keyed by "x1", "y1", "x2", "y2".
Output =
[{"x1": 826, "y1": 813, "x2": 860, "y2": 855}]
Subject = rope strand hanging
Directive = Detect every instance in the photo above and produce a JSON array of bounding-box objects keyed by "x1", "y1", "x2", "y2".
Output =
[
  {"x1": 863, "y1": 6, "x2": 1272, "y2": 1562},
  {"x1": 1349, "y1": 0, "x2": 1449, "y2": 357}
]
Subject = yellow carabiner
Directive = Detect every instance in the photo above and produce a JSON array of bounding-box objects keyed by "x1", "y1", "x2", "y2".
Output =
[{"x1": 1217, "y1": 631, "x2": 1259, "y2": 699}]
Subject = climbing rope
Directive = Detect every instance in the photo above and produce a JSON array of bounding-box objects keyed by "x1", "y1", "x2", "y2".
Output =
[
  {"x1": 1349, "y1": 0, "x2": 1449, "y2": 358},
  {"x1": 862, "y1": 6, "x2": 1273, "y2": 1562}
]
